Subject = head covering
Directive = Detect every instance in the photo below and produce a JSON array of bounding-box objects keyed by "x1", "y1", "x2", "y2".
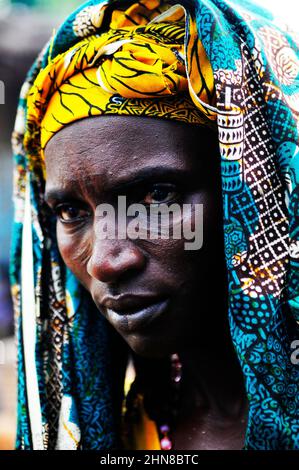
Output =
[
  {"x1": 37, "y1": 18, "x2": 215, "y2": 152},
  {"x1": 24, "y1": 1, "x2": 216, "y2": 167},
  {"x1": 11, "y1": 0, "x2": 299, "y2": 450}
]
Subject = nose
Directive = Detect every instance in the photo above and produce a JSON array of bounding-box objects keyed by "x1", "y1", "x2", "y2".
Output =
[{"x1": 86, "y1": 238, "x2": 146, "y2": 283}]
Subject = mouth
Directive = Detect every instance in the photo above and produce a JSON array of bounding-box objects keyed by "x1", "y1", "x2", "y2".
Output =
[{"x1": 99, "y1": 295, "x2": 170, "y2": 333}]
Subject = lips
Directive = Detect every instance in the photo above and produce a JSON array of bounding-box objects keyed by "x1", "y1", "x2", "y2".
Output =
[{"x1": 99, "y1": 295, "x2": 170, "y2": 333}]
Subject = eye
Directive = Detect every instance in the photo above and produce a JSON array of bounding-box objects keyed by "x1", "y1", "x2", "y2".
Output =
[
  {"x1": 54, "y1": 203, "x2": 91, "y2": 224},
  {"x1": 142, "y1": 184, "x2": 179, "y2": 205}
]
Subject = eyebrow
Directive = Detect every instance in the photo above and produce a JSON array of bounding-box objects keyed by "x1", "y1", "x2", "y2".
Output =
[
  {"x1": 111, "y1": 166, "x2": 194, "y2": 191},
  {"x1": 44, "y1": 188, "x2": 80, "y2": 205},
  {"x1": 45, "y1": 166, "x2": 195, "y2": 204}
]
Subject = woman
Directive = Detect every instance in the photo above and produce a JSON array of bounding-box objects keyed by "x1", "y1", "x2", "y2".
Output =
[{"x1": 11, "y1": 0, "x2": 299, "y2": 450}]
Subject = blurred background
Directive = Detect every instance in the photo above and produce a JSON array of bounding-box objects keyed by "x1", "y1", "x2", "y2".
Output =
[{"x1": 0, "y1": 0, "x2": 298, "y2": 451}]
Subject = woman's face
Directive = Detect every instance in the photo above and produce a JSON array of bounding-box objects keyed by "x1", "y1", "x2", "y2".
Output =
[{"x1": 44, "y1": 116, "x2": 226, "y2": 357}]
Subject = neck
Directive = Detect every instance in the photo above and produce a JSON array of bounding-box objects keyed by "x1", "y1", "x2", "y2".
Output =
[
  {"x1": 130, "y1": 322, "x2": 248, "y2": 448},
  {"x1": 177, "y1": 335, "x2": 248, "y2": 422}
]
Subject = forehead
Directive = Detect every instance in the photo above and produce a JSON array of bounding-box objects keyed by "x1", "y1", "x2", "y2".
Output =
[{"x1": 44, "y1": 115, "x2": 214, "y2": 190}]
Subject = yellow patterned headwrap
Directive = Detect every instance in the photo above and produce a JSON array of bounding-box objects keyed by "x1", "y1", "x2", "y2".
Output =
[{"x1": 25, "y1": 0, "x2": 216, "y2": 159}]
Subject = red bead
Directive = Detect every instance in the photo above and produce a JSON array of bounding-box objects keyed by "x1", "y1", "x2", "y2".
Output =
[{"x1": 161, "y1": 436, "x2": 172, "y2": 450}]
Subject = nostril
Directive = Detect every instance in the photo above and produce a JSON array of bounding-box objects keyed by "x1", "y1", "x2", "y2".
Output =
[{"x1": 87, "y1": 244, "x2": 146, "y2": 283}]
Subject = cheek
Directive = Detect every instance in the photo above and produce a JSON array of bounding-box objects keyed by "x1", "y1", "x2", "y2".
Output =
[
  {"x1": 139, "y1": 237, "x2": 199, "y2": 288},
  {"x1": 56, "y1": 224, "x2": 92, "y2": 280}
]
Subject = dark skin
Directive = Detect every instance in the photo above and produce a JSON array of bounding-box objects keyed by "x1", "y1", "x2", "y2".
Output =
[{"x1": 44, "y1": 115, "x2": 248, "y2": 450}]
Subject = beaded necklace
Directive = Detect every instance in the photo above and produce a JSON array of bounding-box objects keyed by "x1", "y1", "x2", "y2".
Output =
[
  {"x1": 122, "y1": 352, "x2": 183, "y2": 450},
  {"x1": 158, "y1": 353, "x2": 182, "y2": 450}
]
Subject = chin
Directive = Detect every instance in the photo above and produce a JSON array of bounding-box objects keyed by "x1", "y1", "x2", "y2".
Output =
[{"x1": 122, "y1": 331, "x2": 184, "y2": 359}]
